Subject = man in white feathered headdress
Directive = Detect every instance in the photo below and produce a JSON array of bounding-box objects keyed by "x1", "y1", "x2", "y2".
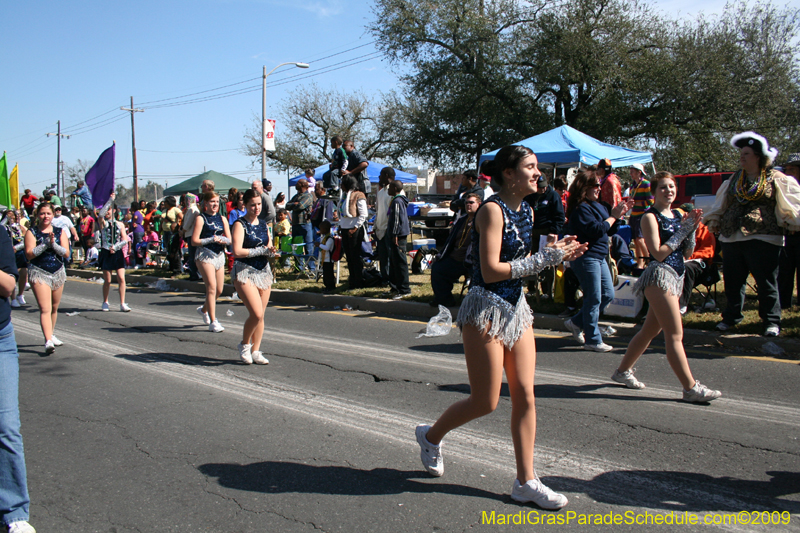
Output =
[{"x1": 704, "y1": 132, "x2": 800, "y2": 337}]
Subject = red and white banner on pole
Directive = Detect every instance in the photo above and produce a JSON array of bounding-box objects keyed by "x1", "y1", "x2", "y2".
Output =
[{"x1": 263, "y1": 119, "x2": 276, "y2": 151}]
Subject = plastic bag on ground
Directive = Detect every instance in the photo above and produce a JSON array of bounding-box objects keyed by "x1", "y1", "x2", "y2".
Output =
[
  {"x1": 417, "y1": 305, "x2": 452, "y2": 338},
  {"x1": 146, "y1": 279, "x2": 173, "y2": 291}
]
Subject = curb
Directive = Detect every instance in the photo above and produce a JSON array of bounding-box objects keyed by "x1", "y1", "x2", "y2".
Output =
[{"x1": 66, "y1": 268, "x2": 799, "y2": 358}]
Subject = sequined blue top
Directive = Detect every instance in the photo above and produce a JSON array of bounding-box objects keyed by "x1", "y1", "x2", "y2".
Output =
[
  {"x1": 469, "y1": 196, "x2": 534, "y2": 305},
  {"x1": 647, "y1": 207, "x2": 685, "y2": 276},
  {"x1": 29, "y1": 226, "x2": 65, "y2": 273},
  {"x1": 199, "y1": 213, "x2": 226, "y2": 254},
  {"x1": 235, "y1": 217, "x2": 270, "y2": 270}
]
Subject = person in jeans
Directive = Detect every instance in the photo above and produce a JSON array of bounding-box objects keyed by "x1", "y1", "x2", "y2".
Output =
[
  {"x1": 285, "y1": 179, "x2": 316, "y2": 272},
  {"x1": 564, "y1": 172, "x2": 632, "y2": 352},
  {"x1": 385, "y1": 180, "x2": 411, "y2": 298},
  {"x1": 0, "y1": 224, "x2": 36, "y2": 533}
]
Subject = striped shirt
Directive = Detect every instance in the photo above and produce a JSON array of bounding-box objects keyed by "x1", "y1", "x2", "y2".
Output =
[{"x1": 630, "y1": 178, "x2": 654, "y2": 218}]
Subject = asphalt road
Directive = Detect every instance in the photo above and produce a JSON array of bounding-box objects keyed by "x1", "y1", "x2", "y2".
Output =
[{"x1": 9, "y1": 277, "x2": 800, "y2": 532}]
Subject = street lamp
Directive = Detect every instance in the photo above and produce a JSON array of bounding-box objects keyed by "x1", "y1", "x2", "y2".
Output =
[{"x1": 261, "y1": 62, "x2": 310, "y2": 185}]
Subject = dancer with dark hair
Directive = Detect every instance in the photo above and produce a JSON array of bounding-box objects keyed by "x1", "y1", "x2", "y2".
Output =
[
  {"x1": 95, "y1": 193, "x2": 131, "y2": 313},
  {"x1": 25, "y1": 202, "x2": 69, "y2": 353},
  {"x1": 416, "y1": 146, "x2": 587, "y2": 509},
  {"x1": 192, "y1": 192, "x2": 231, "y2": 332},
  {"x1": 611, "y1": 172, "x2": 722, "y2": 402},
  {"x1": 231, "y1": 189, "x2": 276, "y2": 365}
]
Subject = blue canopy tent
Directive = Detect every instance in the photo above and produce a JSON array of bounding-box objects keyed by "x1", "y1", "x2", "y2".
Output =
[
  {"x1": 478, "y1": 125, "x2": 653, "y2": 170},
  {"x1": 289, "y1": 161, "x2": 417, "y2": 186}
]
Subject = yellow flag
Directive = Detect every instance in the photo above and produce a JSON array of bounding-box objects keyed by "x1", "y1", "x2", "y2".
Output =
[{"x1": 9, "y1": 164, "x2": 18, "y2": 210}]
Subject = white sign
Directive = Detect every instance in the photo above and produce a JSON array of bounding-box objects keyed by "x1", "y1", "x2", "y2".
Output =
[{"x1": 263, "y1": 119, "x2": 276, "y2": 151}]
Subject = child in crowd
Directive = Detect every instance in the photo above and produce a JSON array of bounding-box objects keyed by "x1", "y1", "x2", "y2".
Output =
[
  {"x1": 386, "y1": 180, "x2": 411, "y2": 298},
  {"x1": 323, "y1": 135, "x2": 347, "y2": 197},
  {"x1": 317, "y1": 220, "x2": 336, "y2": 292},
  {"x1": 81, "y1": 237, "x2": 99, "y2": 268},
  {"x1": 273, "y1": 208, "x2": 291, "y2": 247}
]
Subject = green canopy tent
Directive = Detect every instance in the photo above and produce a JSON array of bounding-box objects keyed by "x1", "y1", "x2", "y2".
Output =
[{"x1": 163, "y1": 170, "x2": 253, "y2": 196}]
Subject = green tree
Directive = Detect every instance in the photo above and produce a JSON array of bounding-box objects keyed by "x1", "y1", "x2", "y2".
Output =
[{"x1": 371, "y1": 0, "x2": 800, "y2": 172}]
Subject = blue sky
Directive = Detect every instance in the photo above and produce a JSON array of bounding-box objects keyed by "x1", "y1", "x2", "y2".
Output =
[{"x1": 2, "y1": 0, "x2": 795, "y2": 202}]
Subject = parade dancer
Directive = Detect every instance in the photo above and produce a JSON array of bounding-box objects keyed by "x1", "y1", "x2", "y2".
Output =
[
  {"x1": 24, "y1": 202, "x2": 69, "y2": 354},
  {"x1": 231, "y1": 189, "x2": 277, "y2": 365},
  {"x1": 4, "y1": 211, "x2": 28, "y2": 308},
  {"x1": 611, "y1": 172, "x2": 722, "y2": 402},
  {"x1": 95, "y1": 193, "x2": 131, "y2": 312},
  {"x1": 415, "y1": 146, "x2": 587, "y2": 509},
  {"x1": 192, "y1": 192, "x2": 231, "y2": 333}
]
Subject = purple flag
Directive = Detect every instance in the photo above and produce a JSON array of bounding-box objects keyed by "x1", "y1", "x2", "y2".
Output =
[{"x1": 85, "y1": 143, "x2": 115, "y2": 207}]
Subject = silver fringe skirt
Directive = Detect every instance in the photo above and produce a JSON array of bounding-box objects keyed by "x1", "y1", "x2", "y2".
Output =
[
  {"x1": 456, "y1": 286, "x2": 533, "y2": 348},
  {"x1": 195, "y1": 246, "x2": 226, "y2": 271},
  {"x1": 27, "y1": 264, "x2": 66, "y2": 290},
  {"x1": 634, "y1": 261, "x2": 684, "y2": 298},
  {"x1": 231, "y1": 260, "x2": 273, "y2": 290}
]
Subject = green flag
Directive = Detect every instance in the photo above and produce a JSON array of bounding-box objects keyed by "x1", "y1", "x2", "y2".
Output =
[{"x1": 0, "y1": 153, "x2": 9, "y2": 208}]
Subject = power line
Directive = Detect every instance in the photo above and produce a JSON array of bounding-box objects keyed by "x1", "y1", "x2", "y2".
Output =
[
  {"x1": 138, "y1": 148, "x2": 240, "y2": 153},
  {"x1": 61, "y1": 106, "x2": 125, "y2": 132},
  {"x1": 140, "y1": 52, "x2": 382, "y2": 110},
  {"x1": 135, "y1": 77, "x2": 261, "y2": 107}
]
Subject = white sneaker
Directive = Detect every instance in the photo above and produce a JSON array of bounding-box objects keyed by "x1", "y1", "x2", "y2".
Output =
[
  {"x1": 600, "y1": 325, "x2": 617, "y2": 336},
  {"x1": 17, "y1": 295, "x2": 25, "y2": 305},
  {"x1": 209, "y1": 320, "x2": 224, "y2": 333},
  {"x1": 564, "y1": 319, "x2": 584, "y2": 344},
  {"x1": 44, "y1": 340, "x2": 55, "y2": 354},
  {"x1": 101, "y1": 302, "x2": 110, "y2": 312},
  {"x1": 679, "y1": 306, "x2": 688, "y2": 315},
  {"x1": 716, "y1": 321, "x2": 732, "y2": 332},
  {"x1": 251, "y1": 350, "x2": 269, "y2": 365},
  {"x1": 611, "y1": 368, "x2": 645, "y2": 389},
  {"x1": 197, "y1": 306, "x2": 211, "y2": 325},
  {"x1": 120, "y1": 303, "x2": 131, "y2": 312},
  {"x1": 238, "y1": 342, "x2": 253, "y2": 364},
  {"x1": 10, "y1": 298, "x2": 20, "y2": 308},
  {"x1": 24, "y1": 283, "x2": 30, "y2": 290},
  {"x1": 415, "y1": 424, "x2": 443, "y2": 477},
  {"x1": 8, "y1": 520, "x2": 36, "y2": 533},
  {"x1": 51, "y1": 335, "x2": 64, "y2": 347},
  {"x1": 683, "y1": 381, "x2": 722, "y2": 403},
  {"x1": 511, "y1": 477, "x2": 568, "y2": 509},
  {"x1": 764, "y1": 325, "x2": 780, "y2": 337},
  {"x1": 584, "y1": 342, "x2": 614, "y2": 352},
  {"x1": 704, "y1": 298, "x2": 716, "y2": 310}
]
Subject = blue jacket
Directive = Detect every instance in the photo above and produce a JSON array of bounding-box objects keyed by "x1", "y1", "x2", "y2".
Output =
[
  {"x1": 387, "y1": 195, "x2": 410, "y2": 237},
  {"x1": 567, "y1": 201, "x2": 618, "y2": 259}
]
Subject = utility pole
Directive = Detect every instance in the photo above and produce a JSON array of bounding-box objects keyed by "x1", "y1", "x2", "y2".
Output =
[
  {"x1": 46, "y1": 121, "x2": 70, "y2": 198},
  {"x1": 121, "y1": 97, "x2": 144, "y2": 202}
]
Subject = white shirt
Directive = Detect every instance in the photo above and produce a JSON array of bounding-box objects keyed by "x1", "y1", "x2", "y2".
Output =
[{"x1": 51, "y1": 214, "x2": 74, "y2": 230}]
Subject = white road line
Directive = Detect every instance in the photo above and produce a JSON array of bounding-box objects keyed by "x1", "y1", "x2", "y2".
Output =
[
  {"x1": 50, "y1": 292, "x2": 800, "y2": 429},
  {"x1": 13, "y1": 318, "x2": 794, "y2": 529}
]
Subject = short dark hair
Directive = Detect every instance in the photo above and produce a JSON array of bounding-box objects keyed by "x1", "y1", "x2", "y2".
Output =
[
  {"x1": 463, "y1": 169, "x2": 479, "y2": 183},
  {"x1": 276, "y1": 208, "x2": 288, "y2": 217},
  {"x1": 388, "y1": 180, "x2": 403, "y2": 195},
  {"x1": 305, "y1": 168, "x2": 315, "y2": 176},
  {"x1": 331, "y1": 135, "x2": 343, "y2": 145},
  {"x1": 341, "y1": 175, "x2": 359, "y2": 192},
  {"x1": 319, "y1": 220, "x2": 332, "y2": 233}
]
